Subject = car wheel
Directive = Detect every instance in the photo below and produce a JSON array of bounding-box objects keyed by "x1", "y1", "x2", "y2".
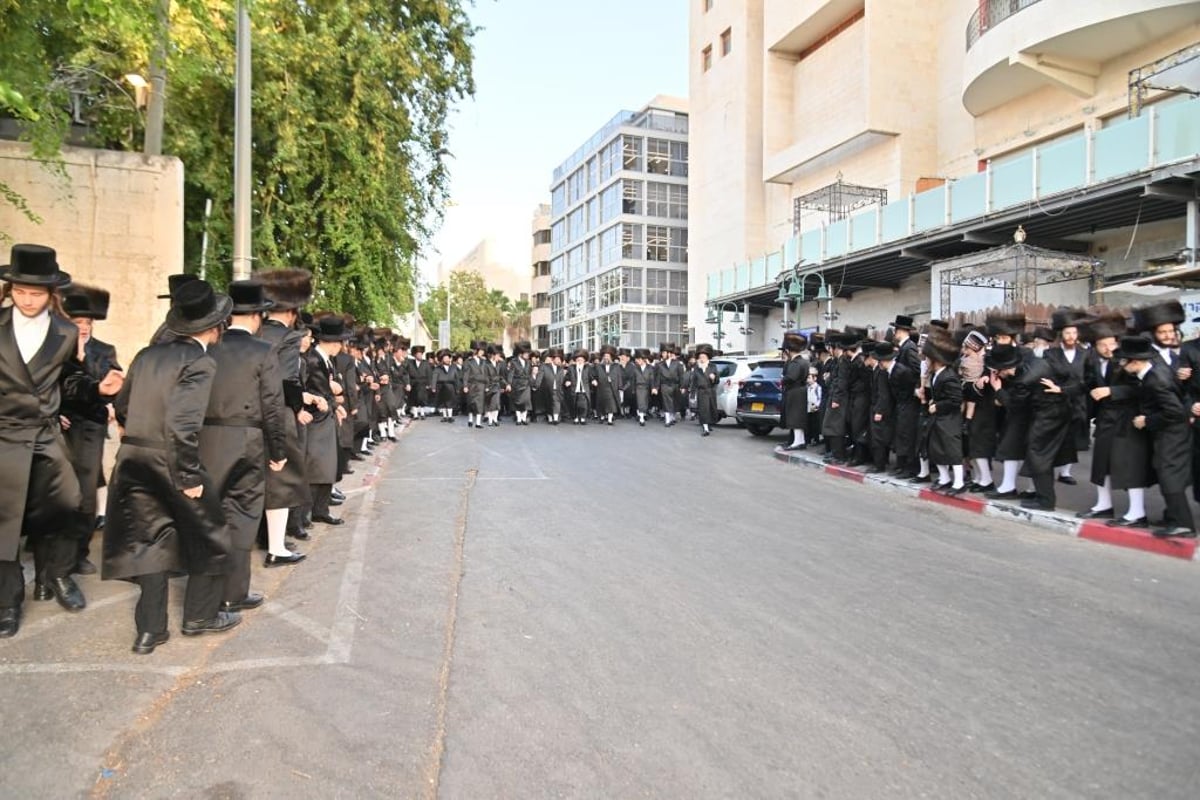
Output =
[{"x1": 746, "y1": 423, "x2": 774, "y2": 437}]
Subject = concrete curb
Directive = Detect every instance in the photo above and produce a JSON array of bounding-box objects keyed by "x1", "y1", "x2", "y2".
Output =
[{"x1": 772, "y1": 449, "x2": 1198, "y2": 562}]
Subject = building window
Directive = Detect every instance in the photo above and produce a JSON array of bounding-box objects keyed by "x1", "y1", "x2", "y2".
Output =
[
  {"x1": 622, "y1": 135, "x2": 643, "y2": 172},
  {"x1": 704, "y1": 0, "x2": 713, "y2": 12},
  {"x1": 646, "y1": 182, "x2": 688, "y2": 219},
  {"x1": 702, "y1": 45, "x2": 712, "y2": 72},
  {"x1": 720, "y1": 28, "x2": 731, "y2": 56},
  {"x1": 533, "y1": 229, "x2": 552, "y2": 246},
  {"x1": 622, "y1": 180, "x2": 643, "y2": 215},
  {"x1": 622, "y1": 267, "x2": 643, "y2": 304},
  {"x1": 622, "y1": 224, "x2": 644, "y2": 260},
  {"x1": 600, "y1": 138, "x2": 620, "y2": 181},
  {"x1": 647, "y1": 138, "x2": 688, "y2": 177}
]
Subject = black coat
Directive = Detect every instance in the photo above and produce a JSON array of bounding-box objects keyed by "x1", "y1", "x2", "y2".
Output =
[
  {"x1": 104, "y1": 337, "x2": 227, "y2": 580},
  {"x1": 962, "y1": 376, "x2": 997, "y2": 459},
  {"x1": 869, "y1": 366, "x2": 895, "y2": 448},
  {"x1": 1046, "y1": 345, "x2": 1090, "y2": 451},
  {"x1": 847, "y1": 354, "x2": 872, "y2": 443},
  {"x1": 198, "y1": 329, "x2": 289, "y2": 550},
  {"x1": 889, "y1": 361, "x2": 920, "y2": 459},
  {"x1": 537, "y1": 362, "x2": 565, "y2": 416},
  {"x1": 1086, "y1": 354, "x2": 1152, "y2": 489},
  {"x1": 653, "y1": 358, "x2": 687, "y2": 414},
  {"x1": 821, "y1": 356, "x2": 849, "y2": 437},
  {"x1": 303, "y1": 346, "x2": 339, "y2": 484},
  {"x1": 926, "y1": 366, "x2": 963, "y2": 466},
  {"x1": 594, "y1": 362, "x2": 622, "y2": 416},
  {"x1": 781, "y1": 355, "x2": 810, "y2": 430},
  {"x1": 507, "y1": 356, "x2": 533, "y2": 410},
  {"x1": 462, "y1": 356, "x2": 489, "y2": 414},
  {"x1": 688, "y1": 362, "x2": 719, "y2": 424},
  {"x1": 1019, "y1": 356, "x2": 1079, "y2": 476},
  {"x1": 1136, "y1": 362, "x2": 1192, "y2": 494},
  {"x1": 258, "y1": 319, "x2": 309, "y2": 508},
  {"x1": 0, "y1": 308, "x2": 96, "y2": 561}
]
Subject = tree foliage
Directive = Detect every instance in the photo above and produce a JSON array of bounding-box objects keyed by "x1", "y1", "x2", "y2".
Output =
[
  {"x1": 419, "y1": 270, "x2": 506, "y2": 350},
  {"x1": 0, "y1": 0, "x2": 476, "y2": 322}
]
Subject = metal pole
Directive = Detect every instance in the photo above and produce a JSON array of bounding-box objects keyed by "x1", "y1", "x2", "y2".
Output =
[
  {"x1": 231, "y1": 0, "x2": 252, "y2": 281},
  {"x1": 143, "y1": 0, "x2": 169, "y2": 156},
  {"x1": 199, "y1": 197, "x2": 213, "y2": 280}
]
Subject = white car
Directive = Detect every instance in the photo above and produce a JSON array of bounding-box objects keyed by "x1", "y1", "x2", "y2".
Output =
[{"x1": 711, "y1": 355, "x2": 770, "y2": 422}]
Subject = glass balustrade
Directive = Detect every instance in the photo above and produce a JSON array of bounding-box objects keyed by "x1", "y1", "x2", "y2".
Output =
[
  {"x1": 1094, "y1": 114, "x2": 1150, "y2": 183},
  {"x1": 951, "y1": 172, "x2": 987, "y2": 223},
  {"x1": 850, "y1": 208, "x2": 878, "y2": 251}
]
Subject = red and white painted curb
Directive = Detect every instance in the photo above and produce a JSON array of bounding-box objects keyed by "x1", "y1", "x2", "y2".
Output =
[{"x1": 773, "y1": 449, "x2": 1198, "y2": 562}]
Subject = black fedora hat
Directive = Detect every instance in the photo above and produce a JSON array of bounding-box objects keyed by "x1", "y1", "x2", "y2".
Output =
[
  {"x1": 165, "y1": 280, "x2": 233, "y2": 335},
  {"x1": 1114, "y1": 335, "x2": 1156, "y2": 362},
  {"x1": 157, "y1": 273, "x2": 199, "y2": 300},
  {"x1": 891, "y1": 314, "x2": 915, "y2": 331},
  {"x1": 0, "y1": 244, "x2": 71, "y2": 287},
  {"x1": 228, "y1": 280, "x2": 275, "y2": 314},
  {"x1": 62, "y1": 284, "x2": 110, "y2": 320},
  {"x1": 873, "y1": 341, "x2": 897, "y2": 360},
  {"x1": 316, "y1": 316, "x2": 347, "y2": 342}
]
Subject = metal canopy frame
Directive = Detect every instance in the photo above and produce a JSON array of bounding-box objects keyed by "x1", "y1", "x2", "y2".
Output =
[
  {"x1": 937, "y1": 243, "x2": 1102, "y2": 319},
  {"x1": 1129, "y1": 41, "x2": 1200, "y2": 117},
  {"x1": 793, "y1": 174, "x2": 887, "y2": 230}
]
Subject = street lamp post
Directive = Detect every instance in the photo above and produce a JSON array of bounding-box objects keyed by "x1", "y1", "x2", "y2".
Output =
[
  {"x1": 776, "y1": 266, "x2": 834, "y2": 332},
  {"x1": 231, "y1": 0, "x2": 253, "y2": 281},
  {"x1": 705, "y1": 301, "x2": 742, "y2": 349}
]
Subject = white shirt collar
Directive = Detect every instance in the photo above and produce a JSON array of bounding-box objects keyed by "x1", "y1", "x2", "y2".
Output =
[{"x1": 190, "y1": 336, "x2": 208, "y2": 352}]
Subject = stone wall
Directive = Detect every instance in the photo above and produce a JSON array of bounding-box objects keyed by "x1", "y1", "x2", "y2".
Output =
[{"x1": 0, "y1": 140, "x2": 183, "y2": 366}]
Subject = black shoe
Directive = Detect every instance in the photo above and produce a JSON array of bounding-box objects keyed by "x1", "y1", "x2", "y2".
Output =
[
  {"x1": 48, "y1": 576, "x2": 86, "y2": 612},
  {"x1": 221, "y1": 593, "x2": 265, "y2": 612},
  {"x1": 909, "y1": 474, "x2": 932, "y2": 484},
  {"x1": 341, "y1": 467, "x2": 355, "y2": 476},
  {"x1": 0, "y1": 607, "x2": 22, "y2": 638},
  {"x1": 1076, "y1": 508, "x2": 1114, "y2": 520},
  {"x1": 942, "y1": 485, "x2": 968, "y2": 496},
  {"x1": 1020, "y1": 498, "x2": 1054, "y2": 511},
  {"x1": 329, "y1": 497, "x2": 344, "y2": 506},
  {"x1": 331, "y1": 489, "x2": 346, "y2": 500},
  {"x1": 1107, "y1": 517, "x2": 1148, "y2": 529},
  {"x1": 265, "y1": 551, "x2": 307, "y2": 567},
  {"x1": 289, "y1": 529, "x2": 311, "y2": 541},
  {"x1": 968, "y1": 482, "x2": 994, "y2": 494},
  {"x1": 132, "y1": 631, "x2": 170, "y2": 655},
  {"x1": 701, "y1": 430, "x2": 710, "y2": 437},
  {"x1": 94, "y1": 514, "x2": 106, "y2": 530},
  {"x1": 781, "y1": 444, "x2": 806, "y2": 452},
  {"x1": 349, "y1": 453, "x2": 366, "y2": 462},
  {"x1": 33, "y1": 582, "x2": 52, "y2": 601},
  {"x1": 1017, "y1": 490, "x2": 1038, "y2": 500},
  {"x1": 1152, "y1": 526, "x2": 1197, "y2": 539},
  {"x1": 387, "y1": 436, "x2": 398, "y2": 442},
  {"x1": 181, "y1": 611, "x2": 242, "y2": 637},
  {"x1": 607, "y1": 420, "x2": 614, "y2": 426},
  {"x1": 72, "y1": 558, "x2": 97, "y2": 576},
  {"x1": 312, "y1": 514, "x2": 344, "y2": 526},
  {"x1": 984, "y1": 489, "x2": 1017, "y2": 500},
  {"x1": 862, "y1": 466, "x2": 884, "y2": 474},
  {"x1": 1057, "y1": 475, "x2": 1078, "y2": 486}
]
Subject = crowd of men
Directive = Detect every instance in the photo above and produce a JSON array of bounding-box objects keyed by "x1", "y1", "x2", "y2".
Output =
[
  {"x1": 775, "y1": 303, "x2": 1200, "y2": 539},
  {"x1": 0, "y1": 245, "x2": 414, "y2": 649}
]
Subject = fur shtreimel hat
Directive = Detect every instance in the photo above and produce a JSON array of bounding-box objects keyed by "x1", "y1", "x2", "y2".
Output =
[
  {"x1": 922, "y1": 327, "x2": 959, "y2": 365},
  {"x1": 1079, "y1": 312, "x2": 1128, "y2": 343},
  {"x1": 62, "y1": 283, "x2": 110, "y2": 320},
  {"x1": 1050, "y1": 306, "x2": 1088, "y2": 332},
  {"x1": 1132, "y1": 300, "x2": 1185, "y2": 333},
  {"x1": 985, "y1": 312, "x2": 1026, "y2": 337},
  {"x1": 253, "y1": 268, "x2": 313, "y2": 310}
]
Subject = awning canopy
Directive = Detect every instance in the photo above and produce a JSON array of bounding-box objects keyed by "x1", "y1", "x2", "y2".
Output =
[{"x1": 1093, "y1": 262, "x2": 1200, "y2": 295}]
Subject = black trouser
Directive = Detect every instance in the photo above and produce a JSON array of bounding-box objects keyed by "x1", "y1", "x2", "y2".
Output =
[
  {"x1": 573, "y1": 392, "x2": 590, "y2": 419},
  {"x1": 1191, "y1": 429, "x2": 1200, "y2": 503},
  {"x1": 134, "y1": 572, "x2": 224, "y2": 634},
  {"x1": 223, "y1": 547, "x2": 252, "y2": 604},
  {"x1": 287, "y1": 506, "x2": 307, "y2": 536},
  {"x1": 311, "y1": 484, "x2": 332, "y2": 517},
  {"x1": 1032, "y1": 472, "x2": 1057, "y2": 509},
  {"x1": 1161, "y1": 490, "x2": 1196, "y2": 530},
  {"x1": 66, "y1": 419, "x2": 106, "y2": 563},
  {"x1": 0, "y1": 531, "x2": 78, "y2": 608}
]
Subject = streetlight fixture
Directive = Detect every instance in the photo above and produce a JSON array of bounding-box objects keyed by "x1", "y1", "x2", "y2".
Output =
[
  {"x1": 707, "y1": 301, "x2": 743, "y2": 346},
  {"x1": 777, "y1": 265, "x2": 835, "y2": 332}
]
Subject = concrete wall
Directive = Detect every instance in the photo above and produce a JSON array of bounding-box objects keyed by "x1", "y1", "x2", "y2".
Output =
[{"x1": 0, "y1": 141, "x2": 182, "y2": 367}]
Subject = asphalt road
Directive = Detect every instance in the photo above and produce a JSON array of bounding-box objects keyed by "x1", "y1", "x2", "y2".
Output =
[{"x1": 1, "y1": 416, "x2": 1199, "y2": 799}]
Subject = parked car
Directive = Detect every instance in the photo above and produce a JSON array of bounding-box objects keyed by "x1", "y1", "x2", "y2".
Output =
[
  {"x1": 711, "y1": 355, "x2": 763, "y2": 421},
  {"x1": 735, "y1": 359, "x2": 785, "y2": 436}
]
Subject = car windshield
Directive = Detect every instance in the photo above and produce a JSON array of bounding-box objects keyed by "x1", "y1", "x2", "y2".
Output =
[
  {"x1": 712, "y1": 360, "x2": 739, "y2": 379},
  {"x1": 751, "y1": 360, "x2": 784, "y2": 376}
]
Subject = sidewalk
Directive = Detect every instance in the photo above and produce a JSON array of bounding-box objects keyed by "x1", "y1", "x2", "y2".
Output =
[{"x1": 771, "y1": 446, "x2": 1199, "y2": 562}]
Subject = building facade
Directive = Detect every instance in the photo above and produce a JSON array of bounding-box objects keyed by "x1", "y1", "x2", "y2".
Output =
[
  {"x1": 547, "y1": 97, "x2": 691, "y2": 352},
  {"x1": 690, "y1": 0, "x2": 1200, "y2": 347},
  {"x1": 439, "y1": 237, "x2": 530, "y2": 307},
  {"x1": 530, "y1": 203, "x2": 552, "y2": 349}
]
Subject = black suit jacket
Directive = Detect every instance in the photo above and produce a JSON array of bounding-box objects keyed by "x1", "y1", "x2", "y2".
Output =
[{"x1": 204, "y1": 329, "x2": 289, "y2": 462}]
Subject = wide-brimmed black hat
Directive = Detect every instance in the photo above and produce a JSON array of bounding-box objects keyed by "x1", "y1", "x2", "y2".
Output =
[
  {"x1": 1031, "y1": 326, "x2": 1056, "y2": 343},
  {"x1": 659, "y1": 342, "x2": 678, "y2": 355},
  {"x1": 157, "y1": 273, "x2": 199, "y2": 300},
  {"x1": 874, "y1": 341, "x2": 897, "y2": 360},
  {"x1": 165, "y1": 280, "x2": 232, "y2": 335},
  {"x1": 411, "y1": 344, "x2": 426, "y2": 355},
  {"x1": 1114, "y1": 335, "x2": 1156, "y2": 362},
  {"x1": 634, "y1": 348, "x2": 651, "y2": 359},
  {"x1": 62, "y1": 284, "x2": 110, "y2": 320},
  {"x1": 985, "y1": 343, "x2": 1022, "y2": 371},
  {"x1": 228, "y1": 280, "x2": 274, "y2": 314},
  {"x1": 316, "y1": 316, "x2": 348, "y2": 342},
  {"x1": 891, "y1": 314, "x2": 915, "y2": 331},
  {"x1": 1132, "y1": 300, "x2": 1185, "y2": 332},
  {"x1": 0, "y1": 244, "x2": 71, "y2": 287},
  {"x1": 985, "y1": 312, "x2": 1025, "y2": 337}
]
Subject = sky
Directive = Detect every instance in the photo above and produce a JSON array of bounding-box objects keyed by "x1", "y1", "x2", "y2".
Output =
[{"x1": 417, "y1": 0, "x2": 689, "y2": 287}]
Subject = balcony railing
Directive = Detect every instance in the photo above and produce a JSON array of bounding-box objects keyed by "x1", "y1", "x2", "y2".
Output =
[
  {"x1": 706, "y1": 95, "x2": 1200, "y2": 301},
  {"x1": 966, "y1": 0, "x2": 1044, "y2": 50}
]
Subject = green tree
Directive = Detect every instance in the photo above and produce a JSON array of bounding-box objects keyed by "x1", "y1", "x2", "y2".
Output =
[{"x1": 419, "y1": 270, "x2": 505, "y2": 349}]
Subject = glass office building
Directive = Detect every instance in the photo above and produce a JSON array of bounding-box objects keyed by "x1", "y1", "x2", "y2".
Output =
[{"x1": 547, "y1": 99, "x2": 689, "y2": 351}]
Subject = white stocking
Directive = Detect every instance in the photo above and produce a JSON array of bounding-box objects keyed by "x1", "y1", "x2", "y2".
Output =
[
  {"x1": 1093, "y1": 476, "x2": 1113, "y2": 512},
  {"x1": 952, "y1": 464, "x2": 965, "y2": 489},
  {"x1": 973, "y1": 459, "x2": 993, "y2": 486},
  {"x1": 936, "y1": 464, "x2": 951, "y2": 484},
  {"x1": 266, "y1": 508, "x2": 291, "y2": 556},
  {"x1": 917, "y1": 458, "x2": 930, "y2": 478},
  {"x1": 997, "y1": 460, "x2": 1021, "y2": 493},
  {"x1": 791, "y1": 429, "x2": 805, "y2": 447},
  {"x1": 1126, "y1": 488, "x2": 1147, "y2": 521}
]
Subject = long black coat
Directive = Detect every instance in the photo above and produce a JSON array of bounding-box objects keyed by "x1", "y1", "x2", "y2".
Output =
[
  {"x1": 462, "y1": 356, "x2": 489, "y2": 415},
  {"x1": 507, "y1": 356, "x2": 533, "y2": 410},
  {"x1": 869, "y1": 365, "x2": 895, "y2": 448},
  {"x1": 962, "y1": 376, "x2": 997, "y2": 459},
  {"x1": 653, "y1": 358, "x2": 687, "y2": 414},
  {"x1": 0, "y1": 308, "x2": 95, "y2": 561},
  {"x1": 103, "y1": 337, "x2": 227, "y2": 580},
  {"x1": 594, "y1": 362, "x2": 622, "y2": 416},
  {"x1": 821, "y1": 356, "x2": 849, "y2": 438},
  {"x1": 889, "y1": 361, "x2": 919, "y2": 459},
  {"x1": 926, "y1": 366, "x2": 963, "y2": 466},
  {"x1": 303, "y1": 347, "x2": 339, "y2": 485},
  {"x1": 847, "y1": 354, "x2": 872, "y2": 445},
  {"x1": 537, "y1": 362, "x2": 565, "y2": 417},
  {"x1": 1019, "y1": 356, "x2": 1079, "y2": 476},
  {"x1": 198, "y1": 329, "x2": 289, "y2": 551},
  {"x1": 1136, "y1": 362, "x2": 1192, "y2": 494},
  {"x1": 62, "y1": 335, "x2": 122, "y2": 515},
  {"x1": 687, "y1": 361, "x2": 720, "y2": 425},
  {"x1": 1046, "y1": 346, "x2": 1090, "y2": 451},
  {"x1": 259, "y1": 319, "x2": 309, "y2": 508},
  {"x1": 781, "y1": 355, "x2": 810, "y2": 430},
  {"x1": 1086, "y1": 354, "x2": 1152, "y2": 489}
]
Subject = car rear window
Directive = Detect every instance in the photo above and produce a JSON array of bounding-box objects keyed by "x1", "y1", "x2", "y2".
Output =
[{"x1": 712, "y1": 360, "x2": 739, "y2": 379}]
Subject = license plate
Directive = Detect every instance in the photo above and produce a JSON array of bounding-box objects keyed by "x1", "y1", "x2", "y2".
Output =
[{"x1": 751, "y1": 402, "x2": 764, "y2": 412}]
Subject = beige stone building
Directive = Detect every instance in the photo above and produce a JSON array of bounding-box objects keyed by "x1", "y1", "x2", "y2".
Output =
[
  {"x1": 530, "y1": 203, "x2": 552, "y2": 349},
  {"x1": 438, "y1": 237, "x2": 531, "y2": 308},
  {"x1": 691, "y1": 0, "x2": 1200, "y2": 349}
]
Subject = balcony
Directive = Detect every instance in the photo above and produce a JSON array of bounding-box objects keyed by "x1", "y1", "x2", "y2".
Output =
[
  {"x1": 707, "y1": 95, "x2": 1200, "y2": 301},
  {"x1": 765, "y1": 0, "x2": 864, "y2": 54},
  {"x1": 962, "y1": 0, "x2": 1200, "y2": 116}
]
